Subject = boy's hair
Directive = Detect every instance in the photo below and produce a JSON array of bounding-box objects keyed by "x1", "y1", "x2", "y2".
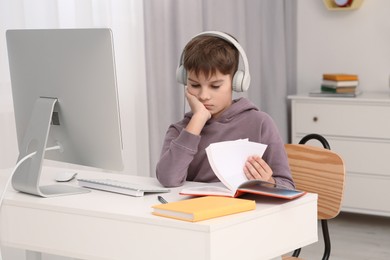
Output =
[{"x1": 183, "y1": 35, "x2": 239, "y2": 79}]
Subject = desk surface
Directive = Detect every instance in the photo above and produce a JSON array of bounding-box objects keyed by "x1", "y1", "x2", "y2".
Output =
[{"x1": 0, "y1": 166, "x2": 318, "y2": 260}]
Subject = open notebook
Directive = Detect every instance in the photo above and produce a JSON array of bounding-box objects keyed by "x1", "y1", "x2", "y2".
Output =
[{"x1": 180, "y1": 139, "x2": 305, "y2": 200}]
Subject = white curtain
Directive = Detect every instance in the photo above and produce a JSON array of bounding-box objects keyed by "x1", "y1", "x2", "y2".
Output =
[
  {"x1": 0, "y1": 0, "x2": 150, "y2": 177},
  {"x1": 143, "y1": 0, "x2": 297, "y2": 176}
]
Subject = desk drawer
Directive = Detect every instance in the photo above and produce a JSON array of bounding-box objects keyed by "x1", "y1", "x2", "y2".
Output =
[{"x1": 293, "y1": 102, "x2": 390, "y2": 139}]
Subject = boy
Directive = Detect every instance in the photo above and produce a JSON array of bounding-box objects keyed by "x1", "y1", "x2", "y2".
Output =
[{"x1": 156, "y1": 31, "x2": 293, "y2": 189}]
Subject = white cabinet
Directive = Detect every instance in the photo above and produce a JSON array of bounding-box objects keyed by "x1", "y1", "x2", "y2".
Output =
[{"x1": 289, "y1": 92, "x2": 390, "y2": 217}]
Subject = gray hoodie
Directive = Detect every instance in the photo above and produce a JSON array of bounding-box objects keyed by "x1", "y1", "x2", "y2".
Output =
[{"x1": 156, "y1": 97, "x2": 294, "y2": 189}]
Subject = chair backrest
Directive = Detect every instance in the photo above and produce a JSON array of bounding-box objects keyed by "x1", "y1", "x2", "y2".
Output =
[{"x1": 285, "y1": 144, "x2": 346, "y2": 220}]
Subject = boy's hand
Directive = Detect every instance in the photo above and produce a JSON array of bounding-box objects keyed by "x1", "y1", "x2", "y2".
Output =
[
  {"x1": 243, "y1": 156, "x2": 275, "y2": 183},
  {"x1": 185, "y1": 87, "x2": 211, "y2": 121},
  {"x1": 184, "y1": 87, "x2": 211, "y2": 135}
]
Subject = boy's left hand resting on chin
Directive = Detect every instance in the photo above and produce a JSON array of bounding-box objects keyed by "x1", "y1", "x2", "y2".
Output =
[{"x1": 243, "y1": 155, "x2": 275, "y2": 183}]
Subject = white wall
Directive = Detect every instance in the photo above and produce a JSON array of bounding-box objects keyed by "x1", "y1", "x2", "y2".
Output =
[{"x1": 297, "y1": 0, "x2": 390, "y2": 93}]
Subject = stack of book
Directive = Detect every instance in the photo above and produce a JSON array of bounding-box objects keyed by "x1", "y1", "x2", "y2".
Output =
[
  {"x1": 322, "y1": 73, "x2": 359, "y2": 93},
  {"x1": 310, "y1": 73, "x2": 361, "y2": 97}
]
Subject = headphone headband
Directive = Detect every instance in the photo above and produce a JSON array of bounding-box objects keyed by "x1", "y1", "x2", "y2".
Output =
[{"x1": 176, "y1": 31, "x2": 251, "y2": 92}]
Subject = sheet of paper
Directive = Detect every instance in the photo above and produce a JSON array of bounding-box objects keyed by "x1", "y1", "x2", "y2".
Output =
[
  {"x1": 206, "y1": 140, "x2": 267, "y2": 191},
  {"x1": 180, "y1": 182, "x2": 233, "y2": 197}
]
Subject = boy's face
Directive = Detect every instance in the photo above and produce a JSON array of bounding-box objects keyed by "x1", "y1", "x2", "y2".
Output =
[{"x1": 187, "y1": 70, "x2": 233, "y2": 118}]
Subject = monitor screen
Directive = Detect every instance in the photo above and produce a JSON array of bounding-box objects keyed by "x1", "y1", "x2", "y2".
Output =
[{"x1": 6, "y1": 28, "x2": 124, "y2": 197}]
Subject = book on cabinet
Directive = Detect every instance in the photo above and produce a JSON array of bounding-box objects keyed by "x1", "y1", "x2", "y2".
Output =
[
  {"x1": 321, "y1": 85, "x2": 357, "y2": 93},
  {"x1": 322, "y1": 80, "x2": 359, "y2": 87},
  {"x1": 309, "y1": 89, "x2": 362, "y2": 97},
  {"x1": 322, "y1": 73, "x2": 359, "y2": 81}
]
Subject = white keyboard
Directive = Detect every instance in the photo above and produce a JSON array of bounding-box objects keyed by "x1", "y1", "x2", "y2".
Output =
[{"x1": 77, "y1": 178, "x2": 170, "y2": 197}]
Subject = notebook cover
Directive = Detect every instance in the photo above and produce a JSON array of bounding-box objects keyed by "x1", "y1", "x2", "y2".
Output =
[{"x1": 152, "y1": 196, "x2": 256, "y2": 222}]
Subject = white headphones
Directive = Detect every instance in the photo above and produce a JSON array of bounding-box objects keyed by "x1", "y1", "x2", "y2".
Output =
[{"x1": 176, "y1": 31, "x2": 251, "y2": 92}]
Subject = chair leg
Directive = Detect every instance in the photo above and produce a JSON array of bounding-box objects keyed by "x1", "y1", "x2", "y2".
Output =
[
  {"x1": 321, "y1": 219, "x2": 331, "y2": 260},
  {"x1": 292, "y1": 248, "x2": 301, "y2": 257}
]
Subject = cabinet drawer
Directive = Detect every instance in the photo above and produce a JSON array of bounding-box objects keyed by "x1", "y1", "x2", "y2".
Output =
[
  {"x1": 293, "y1": 135, "x2": 390, "y2": 177},
  {"x1": 342, "y1": 173, "x2": 390, "y2": 216},
  {"x1": 293, "y1": 101, "x2": 390, "y2": 139}
]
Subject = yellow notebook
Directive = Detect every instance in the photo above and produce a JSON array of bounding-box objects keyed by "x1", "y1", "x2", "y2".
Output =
[{"x1": 152, "y1": 196, "x2": 256, "y2": 222}]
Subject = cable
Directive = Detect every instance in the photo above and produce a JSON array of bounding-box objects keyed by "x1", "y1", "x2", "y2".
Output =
[{"x1": 0, "y1": 144, "x2": 61, "y2": 260}]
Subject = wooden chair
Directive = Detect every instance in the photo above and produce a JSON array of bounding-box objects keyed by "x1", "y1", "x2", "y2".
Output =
[{"x1": 283, "y1": 134, "x2": 346, "y2": 260}]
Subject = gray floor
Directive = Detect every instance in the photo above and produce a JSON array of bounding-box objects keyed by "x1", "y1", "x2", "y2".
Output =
[{"x1": 285, "y1": 212, "x2": 390, "y2": 260}]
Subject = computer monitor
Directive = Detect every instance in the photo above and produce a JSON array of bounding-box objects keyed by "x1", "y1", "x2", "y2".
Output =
[{"x1": 6, "y1": 28, "x2": 124, "y2": 197}]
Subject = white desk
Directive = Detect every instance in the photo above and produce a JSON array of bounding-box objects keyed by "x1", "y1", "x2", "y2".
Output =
[{"x1": 0, "y1": 166, "x2": 318, "y2": 260}]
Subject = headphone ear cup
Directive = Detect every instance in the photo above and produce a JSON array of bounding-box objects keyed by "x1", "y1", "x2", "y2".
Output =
[
  {"x1": 232, "y1": 70, "x2": 244, "y2": 92},
  {"x1": 176, "y1": 65, "x2": 187, "y2": 85}
]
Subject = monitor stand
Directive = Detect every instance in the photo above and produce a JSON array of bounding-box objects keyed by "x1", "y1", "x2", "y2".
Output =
[{"x1": 12, "y1": 97, "x2": 90, "y2": 197}]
